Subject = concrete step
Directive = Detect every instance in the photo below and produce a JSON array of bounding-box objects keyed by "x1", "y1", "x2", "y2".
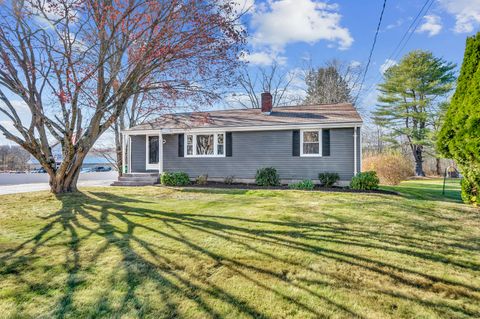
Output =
[
  {"x1": 111, "y1": 181, "x2": 158, "y2": 186},
  {"x1": 118, "y1": 176, "x2": 159, "y2": 182},
  {"x1": 123, "y1": 173, "x2": 159, "y2": 178}
]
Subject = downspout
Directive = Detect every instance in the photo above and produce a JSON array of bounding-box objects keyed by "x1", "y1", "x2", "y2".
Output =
[
  {"x1": 353, "y1": 126, "x2": 358, "y2": 176},
  {"x1": 359, "y1": 127, "x2": 362, "y2": 173}
]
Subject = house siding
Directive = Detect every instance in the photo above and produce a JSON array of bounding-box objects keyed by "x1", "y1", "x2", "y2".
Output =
[{"x1": 130, "y1": 128, "x2": 361, "y2": 180}]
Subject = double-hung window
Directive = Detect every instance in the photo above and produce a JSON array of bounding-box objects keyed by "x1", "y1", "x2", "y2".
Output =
[
  {"x1": 185, "y1": 132, "x2": 225, "y2": 157},
  {"x1": 301, "y1": 129, "x2": 322, "y2": 156}
]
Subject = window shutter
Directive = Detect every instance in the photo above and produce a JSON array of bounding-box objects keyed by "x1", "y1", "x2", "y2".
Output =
[
  {"x1": 178, "y1": 134, "x2": 184, "y2": 157},
  {"x1": 226, "y1": 132, "x2": 233, "y2": 157},
  {"x1": 322, "y1": 129, "x2": 330, "y2": 156},
  {"x1": 292, "y1": 130, "x2": 300, "y2": 156}
]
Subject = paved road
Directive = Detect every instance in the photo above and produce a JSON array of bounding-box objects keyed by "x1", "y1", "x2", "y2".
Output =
[{"x1": 0, "y1": 172, "x2": 117, "y2": 195}]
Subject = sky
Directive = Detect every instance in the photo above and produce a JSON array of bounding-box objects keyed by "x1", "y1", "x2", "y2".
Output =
[
  {"x1": 236, "y1": 0, "x2": 478, "y2": 112},
  {"x1": 1, "y1": 0, "x2": 479, "y2": 145}
]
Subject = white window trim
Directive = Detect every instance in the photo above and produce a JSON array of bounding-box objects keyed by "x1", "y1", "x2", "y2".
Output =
[
  {"x1": 145, "y1": 134, "x2": 160, "y2": 170},
  {"x1": 185, "y1": 132, "x2": 226, "y2": 158},
  {"x1": 300, "y1": 129, "x2": 323, "y2": 157}
]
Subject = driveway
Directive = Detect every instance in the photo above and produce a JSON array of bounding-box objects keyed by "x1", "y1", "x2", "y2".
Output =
[{"x1": 0, "y1": 172, "x2": 117, "y2": 195}]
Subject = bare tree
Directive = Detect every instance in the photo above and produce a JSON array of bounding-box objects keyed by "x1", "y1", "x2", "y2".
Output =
[
  {"x1": 303, "y1": 59, "x2": 362, "y2": 105},
  {"x1": 0, "y1": 0, "x2": 245, "y2": 193},
  {"x1": 0, "y1": 145, "x2": 30, "y2": 171},
  {"x1": 233, "y1": 61, "x2": 300, "y2": 108}
]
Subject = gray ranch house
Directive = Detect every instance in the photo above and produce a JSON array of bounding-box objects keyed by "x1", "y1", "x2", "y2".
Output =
[{"x1": 116, "y1": 93, "x2": 362, "y2": 186}]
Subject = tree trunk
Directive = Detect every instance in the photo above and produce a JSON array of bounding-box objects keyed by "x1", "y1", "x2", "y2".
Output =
[
  {"x1": 413, "y1": 146, "x2": 426, "y2": 177},
  {"x1": 114, "y1": 127, "x2": 123, "y2": 178},
  {"x1": 436, "y1": 158, "x2": 442, "y2": 176},
  {"x1": 48, "y1": 153, "x2": 86, "y2": 194}
]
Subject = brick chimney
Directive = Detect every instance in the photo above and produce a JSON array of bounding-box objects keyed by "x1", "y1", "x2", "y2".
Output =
[{"x1": 261, "y1": 92, "x2": 273, "y2": 114}]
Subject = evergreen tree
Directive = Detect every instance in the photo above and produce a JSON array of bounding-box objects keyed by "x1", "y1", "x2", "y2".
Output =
[
  {"x1": 304, "y1": 60, "x2": 359, "y2": 104},
  {"x1": 438, "y1": 33, "x2": 480, "y2": 205},
  {"x1": 374, "y1": 50, "x2": 456, "y2": 176}
]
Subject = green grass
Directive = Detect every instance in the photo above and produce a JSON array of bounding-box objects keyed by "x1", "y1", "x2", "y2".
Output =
[
  {"x1": 381, "y1": 178, "x2": 462, "y2": 202},
  {"x1": 0, "y1": 180, "x2": 479, "y2": 318}
]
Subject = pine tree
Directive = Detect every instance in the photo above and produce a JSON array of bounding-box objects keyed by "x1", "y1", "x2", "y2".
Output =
[
  {"x1": 438, "y1": 33, "x2": 480, "y2": 205},
  {"x1": 304, "y1": 60, "x2": 359, "y2": 105},
  {"x1": 374, "y1": 50, "x2": 456, "y2": 176}
]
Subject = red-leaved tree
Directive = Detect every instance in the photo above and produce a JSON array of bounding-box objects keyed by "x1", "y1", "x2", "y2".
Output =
[{"x1": 0, "y1": 0, "x2": 245, "y2": 193}]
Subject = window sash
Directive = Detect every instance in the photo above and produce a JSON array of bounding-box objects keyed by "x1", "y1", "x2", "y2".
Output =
[
  {"x1": 185, "y1": 133, "x2": 225, "y2": 157},
  {"x1": 301, "y1": 130, "x2": 322, "y2": 156}
]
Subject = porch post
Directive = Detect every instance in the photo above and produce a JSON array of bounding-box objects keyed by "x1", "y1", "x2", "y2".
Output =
[
  {"x1": 122, "y1": 132, "x2": 127, "y2": 174},
  {"x1": 353, "y1": 126, "x2": 358, "y2": 176},
  {"x1": 128, "y1": 135, "x2": 132, "y2": 173},
  {"x1": 158, "y1": 132, "x2": 163, "y2": 174}
]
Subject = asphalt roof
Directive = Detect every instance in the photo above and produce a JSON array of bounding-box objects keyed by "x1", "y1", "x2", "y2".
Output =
[{"x1": 127, "y1": 103, "x2": 362, "y2": 131}]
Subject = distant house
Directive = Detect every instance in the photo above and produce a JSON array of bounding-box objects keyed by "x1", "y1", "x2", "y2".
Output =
[{"x1": 117, "y1": 92, "x2": 362, "y2": 186}]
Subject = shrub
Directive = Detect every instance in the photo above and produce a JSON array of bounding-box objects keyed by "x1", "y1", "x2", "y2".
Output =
[
  {"x1": 161, "y1": 171, "x2": 190, "y2": 186},
  {"x1": 460, "y1": 165, "x2": 480, "y2": 206},
  {"x1": 350, "y1": 171, "x2": 379, "y2": 190},
  {"x1": 196, "y1": 174, "x2": 208, "y2": 185},
  {"x1": 255, "y1": 167, "x2": 280, "y2": 186},
  {"x1": 289, "y1": 179, "x2": 315, "y2": 190},
  {"x1": 318, "y1": 172, "x2": 340, "y2": 187},
  {"x1": 363, "y1": 152, "x2": 413, "y2": 185},
  {"x1": 224, "y1": 176, "x2": 235, "y2": 184}
]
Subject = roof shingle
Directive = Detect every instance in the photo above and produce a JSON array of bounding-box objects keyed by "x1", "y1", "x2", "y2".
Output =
[{"x1": 127, "y1": 103, "x2": 362, "y2": 131}]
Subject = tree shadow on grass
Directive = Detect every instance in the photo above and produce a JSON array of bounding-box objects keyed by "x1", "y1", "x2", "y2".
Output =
[{"x1": 1, "y1": 190, "x2": 480, "y2": 318}]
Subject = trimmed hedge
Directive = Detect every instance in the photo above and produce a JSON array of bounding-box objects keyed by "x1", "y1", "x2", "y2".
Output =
[
  {"x1": 318, "y1": 172, "x2": 340, "y2": 187},
  {"x1": 350, "y1": 171, "x2": 379, "y2": 190},
  {"x1": 255, "y1": 167, "x2": 280, "y2": 186},
  {"x1": 289, "y1": 179, "x2": 315, "y2": 190},
  {"x1": 161, "y1": 171, "x2": 190, "y2": 186}
]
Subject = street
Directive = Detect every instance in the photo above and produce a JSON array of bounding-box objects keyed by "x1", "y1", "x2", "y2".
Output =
[{"x1": 0, "y1": 171, "x2": 117, "y2": 195}]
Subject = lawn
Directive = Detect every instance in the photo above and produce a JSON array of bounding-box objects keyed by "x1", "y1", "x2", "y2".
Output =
[{"x1": 0, "y1": 179, "x2": 479, "y2": 318}]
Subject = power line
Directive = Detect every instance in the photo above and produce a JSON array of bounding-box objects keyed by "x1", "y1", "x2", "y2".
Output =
[
  {"x1": 354, "y1": 0, "x2": 388, "y2": 105},
  {"x1": 360, "y1": 0, "x2": 435, "y2": 101},
  {"x1": 386, "y1": 0, "x2": 434, "y2": 64}
]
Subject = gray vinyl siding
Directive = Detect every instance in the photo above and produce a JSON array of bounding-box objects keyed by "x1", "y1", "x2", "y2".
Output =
[
  {"x1": 130, "y1": 128, "x2": 361, "y2": 179},
  {"x1": 130, "y1": 135, "x2": 146, "y2": 172},
  {"x1": 130, "y1": 135, "x2": 159, "y2": 173}
]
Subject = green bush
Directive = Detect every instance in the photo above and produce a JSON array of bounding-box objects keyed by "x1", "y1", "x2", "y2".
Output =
[
  {"x1": 318, "y1": 172, "x2": 340, "y2": 187},
  {"x1": 255, "y1": 167, "x2": 280, "y2": 186},
  {"x1": 350, "y1": 171, "x2": 379, "y2": 190},
  {"x1": 460, "y1": 166, "x2": 480, "y2": 206},
  {"x1": 196, "y1": 174, "x2": 208, "y2": 185},
  {"x1": 161, "y1": 171, "x2": 190, "y2": 186},
  {"x1": 289, "y1": 179, "x2": 315, "y2": 190}
]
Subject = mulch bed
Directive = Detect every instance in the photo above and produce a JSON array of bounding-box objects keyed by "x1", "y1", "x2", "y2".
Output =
[{"x1": 169, "y1": 181, "x2": 399, "y2": 195}]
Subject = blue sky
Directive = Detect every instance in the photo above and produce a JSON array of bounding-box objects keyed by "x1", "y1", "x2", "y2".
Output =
[
  {"x1": 236, "y1": 0, "x2": 479, "y2": 112},
  {"x1": 1, "y1": 0, "x2": 479, "y2": 145}
]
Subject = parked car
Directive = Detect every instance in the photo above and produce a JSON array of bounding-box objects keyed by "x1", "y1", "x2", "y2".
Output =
[
  {"x1": 89, "y1": 166, "x2": 112, "y2": 172},
  {"x1": 30, "y1": 168, "x2": 47, "y2": 173}
]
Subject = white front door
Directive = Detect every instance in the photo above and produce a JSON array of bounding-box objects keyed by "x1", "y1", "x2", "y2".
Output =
[{"x1": 146, "y1": 135, "x2": 160, "y2": 170}]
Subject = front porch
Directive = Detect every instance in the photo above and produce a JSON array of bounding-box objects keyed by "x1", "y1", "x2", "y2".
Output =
[{"x1": 121, "y1": 131, "x2": 164, "y2": 174}]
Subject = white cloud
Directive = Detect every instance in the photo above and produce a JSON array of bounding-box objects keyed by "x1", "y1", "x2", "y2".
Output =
[
  {"x1": 386, "y1": 18, "x2": 404, "y2": 30},
  {"x1": 240, "y1": 51, "x2": 287, "y2": 66},
  {"x1": 350, "y1": 60, "x2": 361, "y2": 68},
  {"x1": 380, "y1": 59, "x2": 397, "y2": 74},
  {"x1": 250, "y1": 0, "x2": 353, "y2": 51},
  {"x1": 416, "y1": 15, "x2": 442, "y2": 36},
  {"x1": 232, "y1": 0, "x2": 255, "y2": 13},
  {"x1": 438, "y1": 0, "x2": 480, "y2": 33}
]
